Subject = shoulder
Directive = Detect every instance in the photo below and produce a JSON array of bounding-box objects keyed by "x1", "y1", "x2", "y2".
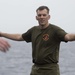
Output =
[{"x1": 49, "y1": 23, "x2": 63, "y2": 30}]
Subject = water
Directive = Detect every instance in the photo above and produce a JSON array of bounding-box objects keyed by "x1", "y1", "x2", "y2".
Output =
[{"x1": 0, "y1": 39, "x2": 75, "y2": 75}]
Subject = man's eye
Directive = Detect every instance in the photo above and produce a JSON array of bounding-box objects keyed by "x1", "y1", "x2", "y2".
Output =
[
  {"x1": 38, "y1": 14, "x2": 46, "y2": 17},
  {"x1": 43, "y1": 14, "x2": 46, "y2": 16},
  {"x1": 38, "y1": 14, "x2": 41, "y2": 17}
]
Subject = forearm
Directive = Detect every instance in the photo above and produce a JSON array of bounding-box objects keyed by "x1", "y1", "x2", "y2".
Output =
[
  {"x1": 65, "y1": 33, "x2": 75, "y2": 41},
  {"x1": 0, "y1": 32, "x2": 23, "y2": 41}
]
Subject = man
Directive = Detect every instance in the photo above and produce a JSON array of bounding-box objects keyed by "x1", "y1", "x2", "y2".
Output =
[
  {"x1": 0, "y1": 6, "x2": 75, "y2": 75},
  {"x1": 0, "y1": 37, "x2": 10, "y2": 52}
]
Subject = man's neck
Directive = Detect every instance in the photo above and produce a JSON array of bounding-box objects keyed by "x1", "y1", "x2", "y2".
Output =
[{"x1": 40, "y1": 23, "x2": 49, "y2": 29}]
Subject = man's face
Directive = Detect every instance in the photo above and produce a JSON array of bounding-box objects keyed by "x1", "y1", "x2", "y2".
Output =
[{"x1": 36, "y1": 9, "x2": 50, "y2": 26}]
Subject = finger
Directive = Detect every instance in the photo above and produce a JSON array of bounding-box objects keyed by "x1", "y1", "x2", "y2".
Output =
[
  {"x1": 0, "y1": 38, "x2": 11, "y2": 52},
  {"x1": 0, "y1": 39, "x2": 11, "y2": 50},
  {"x1": 0, "y1": 46, "x2": 7, "y2": 53},
  {"x1": 3, "y1": 40, "x2": 11, "y2": 48},
  {"x1": 0, "y1": 43, "x2": 8, "y2": 52},
  {"x1": 0, "y1": 42, "x2": 8, "y2": 50}
]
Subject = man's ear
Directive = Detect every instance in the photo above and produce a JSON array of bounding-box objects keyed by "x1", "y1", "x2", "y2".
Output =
[
  {"x1": 48, "y1": 15, "x2": 50, "y2": 20},
  {"x1": 36, "y1": 16, "x2": 38, "y2": 20}
]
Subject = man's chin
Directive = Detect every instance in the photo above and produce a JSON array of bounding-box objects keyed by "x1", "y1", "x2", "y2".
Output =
[{"x1": 40, "y1": 24, "x2": 45, "y2": 26}]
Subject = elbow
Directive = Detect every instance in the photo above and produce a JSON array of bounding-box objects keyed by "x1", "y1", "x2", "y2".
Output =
[{"x1": 17, "y1": 34, "x2": 24, "y2": 41}]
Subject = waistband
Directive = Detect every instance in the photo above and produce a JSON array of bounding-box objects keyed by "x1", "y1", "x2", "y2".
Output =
[{"x1": 34, "y1": 62, "x2": 58, "y2": 65}]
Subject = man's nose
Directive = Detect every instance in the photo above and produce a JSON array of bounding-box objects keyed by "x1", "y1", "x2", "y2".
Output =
[{"x1": 40, "y1": 15, "x2": 44, "y2": 18}]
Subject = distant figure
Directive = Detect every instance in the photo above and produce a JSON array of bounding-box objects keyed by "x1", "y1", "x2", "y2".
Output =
[
  {"x1": 1, "y1": 6, "x2": 75, "y2": 75},
  {"x1": 0, "y1": 38, "x2": 10, "y2": 52}
]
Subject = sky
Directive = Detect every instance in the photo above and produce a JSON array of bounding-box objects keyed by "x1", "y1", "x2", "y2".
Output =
[{"x1": 0, "y1": 0, "x2": 75, "y2": 33}]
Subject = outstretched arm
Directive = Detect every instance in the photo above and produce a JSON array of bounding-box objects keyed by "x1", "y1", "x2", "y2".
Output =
[
  {"x1": 0, "y1": 38, "x2": 10, "y2": 52},
  {"x1": 65, "y1": 33, "x2": 75, "y2": 41},
  {"x1": 0, "y1": 32, "x2": 24, "y2": 41}
]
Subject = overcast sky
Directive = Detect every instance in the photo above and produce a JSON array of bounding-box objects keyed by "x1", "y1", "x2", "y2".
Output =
[{"x1": 0, "y1": 0, "x2": 75, "y2": 33}]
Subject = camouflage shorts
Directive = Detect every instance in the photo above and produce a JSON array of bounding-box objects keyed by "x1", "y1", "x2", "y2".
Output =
[{"x1": 30, "y1": 63, "x2": 60, "y2": 75}]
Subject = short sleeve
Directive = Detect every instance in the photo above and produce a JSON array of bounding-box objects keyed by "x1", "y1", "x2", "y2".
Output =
[
  {"x1": 22, "y1": 27, "x2": 34, "y2": 42},
  {"x1": 55, "y1": 26, "x2": 68, "y2": 42}
]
